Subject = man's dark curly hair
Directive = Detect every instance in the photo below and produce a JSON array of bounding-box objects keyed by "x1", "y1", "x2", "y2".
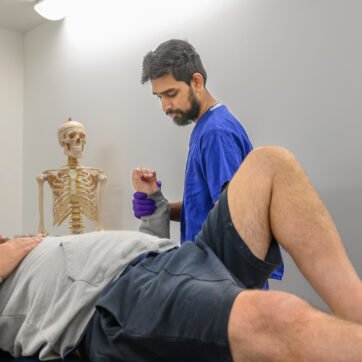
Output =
[{"x1": 141, "y1": 39, "x2": 207, "y2": 86}]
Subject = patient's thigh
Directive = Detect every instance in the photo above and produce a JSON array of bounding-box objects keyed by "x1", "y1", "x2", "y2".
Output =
[{"x1": 227, "y1": 148, "x2": 276, "y2": 260}]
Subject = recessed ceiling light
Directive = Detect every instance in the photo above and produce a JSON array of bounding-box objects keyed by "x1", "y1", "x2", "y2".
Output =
[{"x1": 34, "y1": 0, "x2": 67, "y2": 21}]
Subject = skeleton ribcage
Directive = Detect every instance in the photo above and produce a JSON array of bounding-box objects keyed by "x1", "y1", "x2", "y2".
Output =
[{"x1": 50, "y1": 169, "x2": 98, "y2": 226}]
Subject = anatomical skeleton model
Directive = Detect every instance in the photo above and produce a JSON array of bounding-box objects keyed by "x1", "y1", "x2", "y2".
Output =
[{"x1": 37, "y1": 118, "x2": 107, "y2": 236}]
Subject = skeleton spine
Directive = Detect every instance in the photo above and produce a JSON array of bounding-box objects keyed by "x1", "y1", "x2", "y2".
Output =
[
  {"x1": 69, "y1": 200, "x2": 84, "y2": 234},
  {"x1": 68, "y1": 157, "x2": 84, "y2": 234}
]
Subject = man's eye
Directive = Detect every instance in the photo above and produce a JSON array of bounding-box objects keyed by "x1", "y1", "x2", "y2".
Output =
[{"x1": 167, "y1": 92, "x2": 177, "y2": 97}]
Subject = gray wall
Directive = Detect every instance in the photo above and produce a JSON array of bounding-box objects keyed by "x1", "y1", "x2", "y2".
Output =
[
  {"x1": 0, "y1": 27, "x2": 23, "y2": 236},
  {"x1": 20, "y1": 0, "x2": 362, "y2": 312}
]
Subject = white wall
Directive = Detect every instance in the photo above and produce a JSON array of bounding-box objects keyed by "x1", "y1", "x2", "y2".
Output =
[
  {"x1": 21, "y1": 0, "x2": 362, "y2": 311},
  {"x1": 0, "y1": 27, "x2": 23, "y2": 237}
]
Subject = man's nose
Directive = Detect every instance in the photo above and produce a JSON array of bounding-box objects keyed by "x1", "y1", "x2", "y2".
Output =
[{"x1": 161, "y1": 98, "x2": 172, "y2": 112}]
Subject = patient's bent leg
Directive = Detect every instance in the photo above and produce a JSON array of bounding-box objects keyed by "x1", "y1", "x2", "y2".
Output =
[
  {"x1": 227, "y1": 146, "x2": 362, "y2": 322},
  {"x1": 228, "y1": 289, "x2": 362, "y2": 362}
]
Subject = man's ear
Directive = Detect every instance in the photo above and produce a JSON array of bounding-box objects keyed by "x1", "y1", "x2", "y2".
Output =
[{"x1": 191, "y1": 73, "x2": 204, "y2": 91}]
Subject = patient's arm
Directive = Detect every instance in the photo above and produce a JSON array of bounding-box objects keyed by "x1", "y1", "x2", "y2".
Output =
[
  {"x1": 138, "y1": 189, "x2": 171, "y2": 239},
  {"x1": 0, "y1": 236, "x2": 42, "y2": 281},
  {"x1": 132, "y1": 168, "x2": 181, "y2": 222},
  {"x1": 132, "y1": 168, "x2": 159, "y2": 194},
  {"x1": 132, "y1": 168, "x2": 170, "y2": 238}
]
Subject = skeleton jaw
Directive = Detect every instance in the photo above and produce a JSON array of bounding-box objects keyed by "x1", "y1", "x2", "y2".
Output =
[{"x1": 65, "y1": 144, "x2": 84, "y2": 158}]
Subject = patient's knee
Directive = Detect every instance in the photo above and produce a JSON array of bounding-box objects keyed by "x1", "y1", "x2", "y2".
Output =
[
  {"x1": 230, "y1": 289, "x2": 310, "y2": 333},
  {"x1": 228, "y1": 290, "x2": 311, "y2": 360},
  {"x1": 250, "y1": 146, "x2": 297, "y2": 168}
]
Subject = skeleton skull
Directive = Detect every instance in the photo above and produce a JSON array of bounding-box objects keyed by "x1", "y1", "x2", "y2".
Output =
[{"x1": 57, "y1": 118, "x2": 87, "y2": 159}]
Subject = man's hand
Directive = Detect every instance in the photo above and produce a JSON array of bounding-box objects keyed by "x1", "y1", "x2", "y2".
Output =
[
  {"x1": 132, "y1": 168, "x2": 159, "y2": 194},
  {"x1": 0, "y1": 236, "x2": 43, "y2": 280}
]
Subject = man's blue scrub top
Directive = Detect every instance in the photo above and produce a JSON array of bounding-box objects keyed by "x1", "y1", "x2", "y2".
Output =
[{"x1": 180, "y1": 103, "x2": 284, "y2": 280}]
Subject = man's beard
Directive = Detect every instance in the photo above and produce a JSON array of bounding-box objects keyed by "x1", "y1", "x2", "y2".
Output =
[{"x1": 168, "y1": 88, "x2": 201, "y2": 126}]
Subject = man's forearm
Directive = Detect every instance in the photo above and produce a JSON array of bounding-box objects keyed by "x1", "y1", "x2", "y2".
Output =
[{"x1": 170, "y1": 202, "x2": 182, "y2": 221}]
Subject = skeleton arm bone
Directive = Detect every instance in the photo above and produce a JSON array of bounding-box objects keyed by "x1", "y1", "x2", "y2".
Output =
[
  {"x1": 95, "y1": 174, "x2": 107, "y2": 231},
  {"x1": 36, "y1": 174, "x2": 49, "y2": 237}
]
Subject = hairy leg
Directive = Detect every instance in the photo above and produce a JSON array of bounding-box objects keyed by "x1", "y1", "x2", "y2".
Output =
[
  {"x1": 227, "y1": 146, "x2": 362, "y2": 322},
  {"x1": 228, "y1": 290, "x2": 362, "y2": 362}
]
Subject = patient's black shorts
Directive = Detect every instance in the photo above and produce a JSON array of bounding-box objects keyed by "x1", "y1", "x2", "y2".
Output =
[{"x1": 80, "y1": 188, "x2": 282, "y2": 362}]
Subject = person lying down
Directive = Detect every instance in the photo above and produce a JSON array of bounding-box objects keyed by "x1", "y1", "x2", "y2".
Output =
[{"x1": 0, "y1": 146, "x2": 362, "y2": 362}]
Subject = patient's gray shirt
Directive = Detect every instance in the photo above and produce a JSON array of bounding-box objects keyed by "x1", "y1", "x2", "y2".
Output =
[{"x1": 0, "y1": 190, "x2": 176, "y2": 360}]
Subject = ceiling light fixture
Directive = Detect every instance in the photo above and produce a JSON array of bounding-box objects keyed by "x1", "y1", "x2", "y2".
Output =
[{"x1": 34, "y1": 0, "x2": 67, "y2": 21}]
